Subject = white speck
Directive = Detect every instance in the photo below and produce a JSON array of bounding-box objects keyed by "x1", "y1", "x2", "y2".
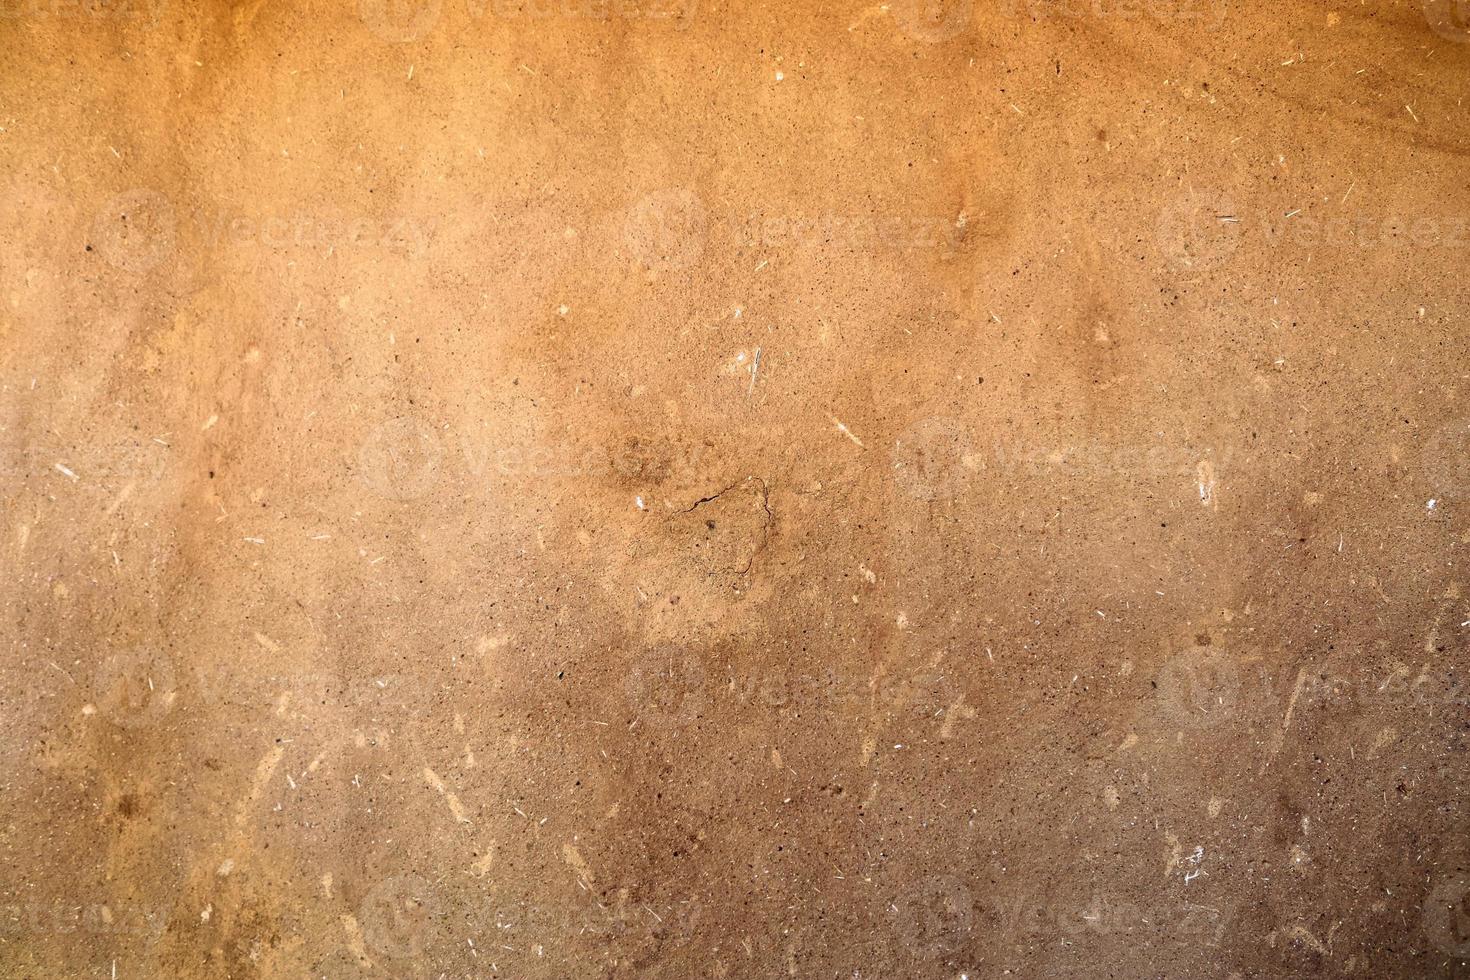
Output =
[
  {"x1": 1427, "y1": 499, "x2": 1438, "y2": 512},
  {"x1": 558, "y1": 304, "x2": 569, "y2": 316},
  {"x1": 830, "y1": 415, "x2": 865, "y2": 448},
  {"x1": 54, "y1": 463, "x2": 78, "y2": 481},
  {"x1": 775, "y1": 71, "x2": 784, "y2": 81},
  {"x1": 635, "y1": 496, "x2": 646, "y2": 510},
  {"x1": 243, "y1": 536, "x2": 265, "y2": 544}
]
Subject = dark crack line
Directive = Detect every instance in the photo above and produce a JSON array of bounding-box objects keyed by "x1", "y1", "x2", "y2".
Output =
[
  {"x1": 679, "y1": 477, "x2": 776, "y2": 578},
  {"x1": 681, "y1": 479, "x2": 744, "y2": 513}
]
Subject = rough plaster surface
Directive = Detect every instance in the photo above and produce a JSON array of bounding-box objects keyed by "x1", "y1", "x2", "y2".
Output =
[{"x1": 2, "y1": 0, "x2": 1470, "y2": 977}]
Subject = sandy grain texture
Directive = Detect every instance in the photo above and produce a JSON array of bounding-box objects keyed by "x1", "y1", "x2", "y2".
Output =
[{"x1": 2, "y1": 0, "x2": 1470, "y2": 977}]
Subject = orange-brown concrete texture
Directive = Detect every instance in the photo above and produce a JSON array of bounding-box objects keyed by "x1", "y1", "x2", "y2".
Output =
[{"x1": 2, "y1": 0, "x2": 1469, "y2": 976}]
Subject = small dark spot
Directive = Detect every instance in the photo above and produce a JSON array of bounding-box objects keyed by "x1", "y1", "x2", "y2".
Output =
[
  {"x1": 116, "y1": 794, "x2": 139, "y2": 819},
  {"x1": 1195, "y1": 633, "x2": 1211, "y2": 646}
]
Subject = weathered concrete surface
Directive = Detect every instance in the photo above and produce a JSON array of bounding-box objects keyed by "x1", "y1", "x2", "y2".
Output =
[{"x1": 2, "y1": 0, "x2": 1469, "y2": 976}]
